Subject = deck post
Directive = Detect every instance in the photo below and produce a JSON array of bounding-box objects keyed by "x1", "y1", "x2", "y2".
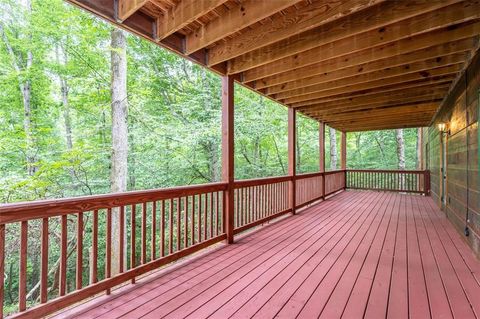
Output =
[
  {"x1": 341, "y1": 131, "x2": 347, "y2": 190},
  {"x1": 288, "y1": 107, "x2": 297, "y2": 214},
  {"x1": 319, "y1": 121, "x2": 325, "y2": 200},
  {"x1": 221, "y1": 75, "x2": 235, "y2": 244}
]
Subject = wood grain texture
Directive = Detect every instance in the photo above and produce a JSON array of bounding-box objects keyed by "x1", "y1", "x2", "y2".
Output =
[{"x1": 48, "y1": 191, "x2": 480, "y2": 319}]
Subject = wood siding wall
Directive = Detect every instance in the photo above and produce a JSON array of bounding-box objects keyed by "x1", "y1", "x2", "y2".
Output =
[{"x1": 425, "y1": 49, "x2": 480, "y2": 257}]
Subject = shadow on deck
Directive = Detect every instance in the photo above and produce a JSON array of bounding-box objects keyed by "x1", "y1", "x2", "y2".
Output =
[{"x1": 53, "y1": 190, "x2": 480, "y2": 319}]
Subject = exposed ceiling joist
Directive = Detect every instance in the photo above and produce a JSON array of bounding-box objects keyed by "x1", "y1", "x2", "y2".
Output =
[
  {"x1": 242, "y1": 14, "x2": 480, "y2": 83},
  {"x1": 278, "y1": 63, "x2": 463, "y2": 103},
  {"x1": 265, "y1": 52, "x2": 468, "y2": 96},
  {"x1": 282, "y1": 67, "x2": 460, "y2": 105},
  {"x1": 292, "y1": 81, "x2": 453, "y2": 107},
  {"x1": 272, "y1": 57, "x2": 465, "y2": 99},
  {"x1": 254, "y1": 37, "x2": 476, "y2": 89},
  {"x1": 156, "y1": 0, "x2": 229, "y2": 41},
  {"x1": 302, "y1": 93, "x2": 447, "y2": 115},
  {"x1": 228, "y1": 0, "x2": 465, "y2": 74},
  {"x1": 207, "y1": 0, "x2": 385, "y2": 66},
  {"x1": 185, "y1": 0, "x2": 301, "y2": 54},
  {"x1": 118, "y1": 0, "x2": 148, "y2": 21}
]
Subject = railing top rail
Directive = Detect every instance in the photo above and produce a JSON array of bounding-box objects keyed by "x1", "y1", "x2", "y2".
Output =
[
  {"x1": 233, "y1": 175, "x2": 291, "y2": 188},
  {"x1": 324, "y1": 169, "x2": 346, "y2": 175},
  {"x1": 0, "y1": 182, "x2": 228, "y2": 223},
  {"x1": 347, "y1": 169, "x2": 428, "y2": 174},
  {"x1": 296, "y1": 171, "x2": 324, "y2": 179}
]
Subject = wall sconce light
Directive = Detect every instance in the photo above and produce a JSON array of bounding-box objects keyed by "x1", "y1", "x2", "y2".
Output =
[{"x1": 437, "y1": 122, "x2": 448, "y2": 133}]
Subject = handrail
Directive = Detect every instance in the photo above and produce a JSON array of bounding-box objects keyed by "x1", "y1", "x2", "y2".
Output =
[
  {"x1": 0, "y1": 182, "x2": 228, "y2": 224},
  {"x1": 233, "y1": 175, "x2": 291, "y2": 188},
  {"x1": 346, "y1": 169, "x2": 430, "y2": 195}
]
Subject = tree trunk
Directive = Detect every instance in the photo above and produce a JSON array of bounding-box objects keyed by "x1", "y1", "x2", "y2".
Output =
[
  {"x1": 0, "y1": 0, "x2": 37, "y2": 176},
  {"x1": 329, "y1": 127, "x2": 337, "y2": 170},
  {"x1": 396, "y1": 129, "x2": 406, "y2": 189},
  {"x1": 56, "y1": 44, "x2": 76, "y2": 187},
  {"x1": 110, "y1": 28, "x2": 128, "y2": 275},
  {"x1": 416, "y1": 128, "x2": 423, "y2": 170},
  {"x1": 396, "y1": 129, "x2": 405, "y2": 170}
]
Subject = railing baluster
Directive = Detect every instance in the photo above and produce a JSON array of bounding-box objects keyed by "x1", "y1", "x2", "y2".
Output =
[
  {"x1": 203, "y1": 194, "x2": 207, "y2": 241},
  {"x1": 161, "y1": 200, "x2": 165, "y2": 256},
  {"x1": 177, "y1": 198, "x2": 181, "y2": 250},
  {"x1": 191, "y1": 196, "x2": 195, "y2": 246},
  {"x1": 76, "y1": 212, "x2": 83, "y2": 290},
  {"x1": 19, "y1": 221, "x2": 27, "y2": 312},
  {"x1": 40, "y1": 218, "x2": 48, "y2": 303},
  {"x1": 130, "y1": 205, "x2": 136, "y2": 283},
  {"x1": 106, "y1": 208, "x2": 112, "y2": 295},
  {"x1": 151, "y1": 201, "x2": 156, "y2": 261},
  {"x1": 184, "y1": 197, "x2": 188, "y2": 249},
  {"x1": 216, "y1": 192, "x2": 220, "y2": 236},
  {"x1": 91, "y1": 210, "x2": 98, "y2": 284},
  {"x1": 169, "y1": 199, "x2": 174, "y2": 254},
  {"x1": 210, "y1": 192, "x2": 214, "y2": 239},
  {"x1": 198, "y1": 195, "x2": 202, "y2": 242},
  {"x1": 119, "y1": 206, "x2": 125, "y2": 273},
  {"x1": 59, "y1": 215, "x2": 68, "y2": 297},
  {"x1": 141, "y1": 202, "x2": 147, "y2": 264}
]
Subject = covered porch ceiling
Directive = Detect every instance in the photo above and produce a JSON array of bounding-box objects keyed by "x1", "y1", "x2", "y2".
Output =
[{"x1": 67, "y1": 0, "x2": 480, "y2": 131}]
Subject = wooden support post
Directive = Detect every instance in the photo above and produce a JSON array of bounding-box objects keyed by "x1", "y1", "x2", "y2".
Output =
[
  {"x1": 222, "y1": 75, "x2": 235, "y2": 244},
  {"x1": 341, "y1": 131, "x2": 347, "y2": 189},
  {"x1": 288, "y1": 107, "x2": 297, "y2": 214},
  {"x1": 319, "y1": 121, "x2": 325, "y2": 200}
]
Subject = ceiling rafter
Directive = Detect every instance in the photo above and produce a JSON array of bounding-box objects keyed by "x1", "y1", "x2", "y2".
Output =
[
  {"x1": 227, "y1": 0, "x2": 465, "y2": 74},
  {"x1": 184, "y1": 0, "x2": 302, "y2": 54},
  {"x1": 242, "y1": 10, "x2": 480, "y2": 82},
  {"x1": 156, "y1": 0, "x2": 229, "y2": 41},
  {"x1": 207, "y1": 0, "x2": 385, "y2": 66}
]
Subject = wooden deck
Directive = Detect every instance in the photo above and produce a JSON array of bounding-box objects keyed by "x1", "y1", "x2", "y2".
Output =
[{"x1": 53, "y1": 190, "x2": 480, "y2": 319}]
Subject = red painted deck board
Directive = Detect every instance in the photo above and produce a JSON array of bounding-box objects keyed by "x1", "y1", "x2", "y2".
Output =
[{"x1": 52, "y1": 191, "x2": 480, "y2": 319}]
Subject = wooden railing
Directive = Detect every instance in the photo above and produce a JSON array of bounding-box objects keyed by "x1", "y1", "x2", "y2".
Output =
[
  {"x1": 295, "y1": 170, "x2": 346, "y2": 209},
  {"x1": 346, "y1": 169, "x2": 430, "y2": 195},
  {"x1": 233, "y1": 176, "x2": 290, "y2": 234},
  {"x1": 0, "y1": 168, "x2": 428, "y2": 318},
  {"x1": 0, "y1": 183, "x2": 228, "y2": 318}
]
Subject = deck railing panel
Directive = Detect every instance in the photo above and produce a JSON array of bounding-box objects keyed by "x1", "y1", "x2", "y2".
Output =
[
  {"x1": 325, "y1": 170, "x2": 346, "y2": 195},
  {"x1": 0, "y1": 169, "x2": 430, "y2": 318},
  {"x1": 0, "y1": 183, "x2": 227, "y2": 318},
  {"x1": 346, "y1": 169, "x2": 430, "y2": 194},
  {"x1": 233, "y1": 176, "x2": 291, "y2": 234},
  {"x1": 296, "y1": 172, "x2": 324, "y2": 208}
]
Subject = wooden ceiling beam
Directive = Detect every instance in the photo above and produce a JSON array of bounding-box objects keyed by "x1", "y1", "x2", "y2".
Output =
[
  {"x1": 330, "y1": 116, "x2": 432, "y2": 127},
  {"x1": 319, "y1": 103, "x2": 439, "y2": 121},
  {"x1": 228, "y1": 0, "x2": 463, "y2": 74},
  {"x1": 330, "y1": 121, "x2": 430, "y2": 132},
  {"x1": 242, "y1": 17, "x2": 480, "y2": 83},
  {"x1": 302, "y1": 94, "x2": 447, "y2": 116},
  {"x1": 184, "y1": 0, "x2": 300, "y2": 54},
  {"x1": 118, "y1": 0, "x2": 148, "y2": 21},
  {"x1": 156, "y1": 0, "x2": 229, "y2": 41},
  {"x1": 254, "y1": 37, "x2": 476, "y2": 90},
  {"x1": 207, "y1": 0, "x2": 385, "y2": 66},
  {"x1": 277, "y1": 63, "x2": 462, "y2": 102},
  {"x1": 281, "y1": 65, "x2": 460, "y2": 104},
  {"x1": 265, "y1": 52, "x2": 467, "y2": 96},
  {"x1": 273, "y1": 59, "x2": 464, "y2": 99},
  {"x1": 292, "y1": 82, "x2": 452, "y2": 108},
  {"x1": 303, "y1": 98, "x2": 445, "y2": 116}
]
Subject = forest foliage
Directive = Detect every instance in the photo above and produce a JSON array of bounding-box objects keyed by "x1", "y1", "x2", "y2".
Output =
[
  {"x1": 0, "y1": 0, "x2": 421, "y2": 313},
  {"x1": 0, "y1": 0, "x2": 421, "y2": 204}
]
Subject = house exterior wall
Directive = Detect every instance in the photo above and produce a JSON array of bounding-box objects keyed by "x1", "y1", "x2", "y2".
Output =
[{"x1": 424, "y1": 49, "x2": 480, "y2": 257}]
